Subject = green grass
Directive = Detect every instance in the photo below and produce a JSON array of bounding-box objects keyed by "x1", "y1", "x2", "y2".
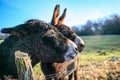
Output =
[
  {"x1": 82, "y1": 35, "x2": 120, "y2": 53},
  {"x1": 80, "y1": 52, "x2": 120, "y2": 66},
  {"x1": 80, "y1": 35, "x2": 120, "y2": 66}
]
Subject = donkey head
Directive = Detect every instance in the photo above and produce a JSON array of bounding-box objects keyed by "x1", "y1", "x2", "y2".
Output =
[
  {"x1": 51, "y1": 4, "x2": 85, "y2": 52},
  {"x1": 1, "y1": 19, "x2": 78, "y2": 62}
]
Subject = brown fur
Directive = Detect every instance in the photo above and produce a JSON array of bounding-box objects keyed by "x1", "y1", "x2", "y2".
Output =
[{"x1": 41, "y1": 55, "x2": 80, "y2": 80}]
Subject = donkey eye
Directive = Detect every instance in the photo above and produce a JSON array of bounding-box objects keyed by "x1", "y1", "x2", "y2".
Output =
[
  {"x1": 51, "y1": 31, "x2": 55, "y2": 34},
  {"x1": 44, "y1": 30, "x2": 56, "y2": 38}
]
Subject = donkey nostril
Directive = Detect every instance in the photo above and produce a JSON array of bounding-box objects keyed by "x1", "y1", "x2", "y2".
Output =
[
  {"x1": 79, "y1": 44, "x2": 85, "y2": 48},
  {"x1": 75, "y1": 47, "x2": 78, "y2": 51}
]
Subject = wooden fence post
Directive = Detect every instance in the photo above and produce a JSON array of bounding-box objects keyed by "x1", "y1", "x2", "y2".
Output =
[{"x1": 15, "y1": 51, "x2": 34, "y2": 80}]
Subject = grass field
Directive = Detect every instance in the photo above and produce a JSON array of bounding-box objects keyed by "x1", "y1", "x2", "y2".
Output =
[
  {"x1": 32, "y1": 35, "x2": 120, "y2": 79},
  {"x1": 0, "y1": 35, "x2": 120, "y2": 79},
  {"x1": 82, "y1": 35, "x2": 120, "y2": 53},
  {"x1": 80, "y1": 35, "x2": 120, "y2": 65},
  {"x1": 80, "y1": 35, "x2": 120, "y2": 66}
]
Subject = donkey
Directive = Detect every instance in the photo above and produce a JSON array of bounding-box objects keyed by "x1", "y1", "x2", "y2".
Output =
[
  {"x1": 40, "y1": 5, "x2": 85, "y2": 80},
  {"x1": 0, "y1": 20, "x2": 78, "y2": 79}
]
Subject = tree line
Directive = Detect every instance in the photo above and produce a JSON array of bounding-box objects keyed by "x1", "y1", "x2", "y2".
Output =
[{"x1": 71, "y1": 14, "x2": 120, "y2": 36}]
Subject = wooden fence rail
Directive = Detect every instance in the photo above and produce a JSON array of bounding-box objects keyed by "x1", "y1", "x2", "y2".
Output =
[{"x1": 15, "y1": 51, "x2": 34, "y2": 80}]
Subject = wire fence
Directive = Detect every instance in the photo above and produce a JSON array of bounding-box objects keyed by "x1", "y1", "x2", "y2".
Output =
[{"x1": 38, "y1": 68, "x2": 76, "y2": 80}]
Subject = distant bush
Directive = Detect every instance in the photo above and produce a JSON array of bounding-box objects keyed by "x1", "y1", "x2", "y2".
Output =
[{"x1": 72, "y1": 14, "x2": 120, "y2": 36}]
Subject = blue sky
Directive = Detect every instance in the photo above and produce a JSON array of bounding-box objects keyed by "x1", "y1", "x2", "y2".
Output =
[{"x1": 0, "y1": 0, "x2": 120, "y2": 29}]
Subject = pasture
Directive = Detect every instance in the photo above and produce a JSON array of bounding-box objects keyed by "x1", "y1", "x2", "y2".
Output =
[
  {"x1": 34, "y1": 35, "x2": 120, "y2": 80},
  {"x1": 80, "y1": 35, "x2": 120, "y2": 66},
  {"x1": 0, "y1": 35, "x2": 120, "y2": 79}
]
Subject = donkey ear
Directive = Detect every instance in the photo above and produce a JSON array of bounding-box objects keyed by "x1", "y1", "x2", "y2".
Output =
[
  {"x1": 58, "y1": 8, "x2": 67, "y2": 25},
  {"x1": 51, "y1": 4, "x2": 60, "y2": 25},
  {"x1": 1, "y1": 28, "x2": 20, "y2": 36},
  {"x1": 1, "y1": 24, "x2": 26, "y2": 36}
]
